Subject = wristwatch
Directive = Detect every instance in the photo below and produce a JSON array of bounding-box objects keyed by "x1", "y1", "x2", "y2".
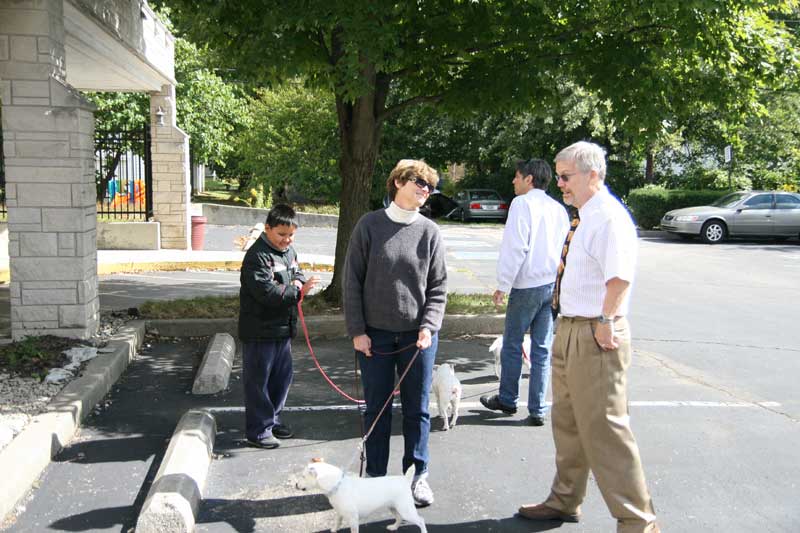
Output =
[{"x1": 598, "y1": 315, "x2": 615, "y2": 324}]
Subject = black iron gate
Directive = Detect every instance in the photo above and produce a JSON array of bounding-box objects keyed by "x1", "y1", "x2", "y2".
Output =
[{"x1": 95, "y1": 124, "x2": 153, "y2": 219}]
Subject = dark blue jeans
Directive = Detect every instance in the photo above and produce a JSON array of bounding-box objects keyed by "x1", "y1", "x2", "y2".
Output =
[
  {"x1": 358, "y1": 328, "x2": 437, "y2": 478},
  {"x1": 499, "y1": 283, "x2": 555, "y2": 418},
  {"x1": 242, "y1": 339, "x2": 293, "y2": 441}
]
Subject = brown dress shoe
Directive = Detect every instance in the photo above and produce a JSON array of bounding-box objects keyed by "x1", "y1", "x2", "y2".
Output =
[{"x1": 517, "y1": 503, "x2": 580, "y2": 523}]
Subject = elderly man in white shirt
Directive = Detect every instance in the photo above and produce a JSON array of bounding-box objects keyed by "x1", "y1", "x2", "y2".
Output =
[
  {"x1": 517, "y1": 142, "x2": 659, "y2": 533},
  {"x1": 480, "y1": 159, "x2": 569, "y2": 425}
]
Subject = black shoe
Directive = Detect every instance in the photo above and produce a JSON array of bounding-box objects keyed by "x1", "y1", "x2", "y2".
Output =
[
  {"x1": 273, "y1": 424, "x2": 294, "y2": 439},
  {"x1": 528, "y1": 415, "x2": 546, "y2": 426},
  {"x1": 480, "y1": 394, "x2": 517, "y2": 414},
  {"x1": 246, "y1": 435, "x2": 279, "y2": 449}
]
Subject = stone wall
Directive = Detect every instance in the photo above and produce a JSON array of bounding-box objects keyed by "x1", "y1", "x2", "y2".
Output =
[{"x1": 1, "y1": 0, "x2": 99, "y2": 339}]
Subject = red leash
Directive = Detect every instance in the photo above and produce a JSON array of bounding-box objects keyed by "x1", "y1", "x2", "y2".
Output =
[{"x1": 296, "y1": 296, "x2": 405, "y2": 404}]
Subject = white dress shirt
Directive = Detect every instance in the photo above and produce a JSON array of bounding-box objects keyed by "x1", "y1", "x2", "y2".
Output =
[
  {"x1": 559, "y1": 186, "x2": 638, "y2": 318},
  {"x1": 496, "y1": 188, "x2": 570, "y2": 292}
]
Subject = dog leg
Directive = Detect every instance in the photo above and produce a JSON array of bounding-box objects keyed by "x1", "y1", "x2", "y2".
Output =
[
  {"x1": 450, "y1": 394, "x2": 460, "y2": 428},
  {"x1": 438, "y1": 394, "x2": 449, "y2": 431},
  {"x1": 347, "y1": 515, "x2": 359, "y2": 533},
  {"x1": 330, "y1": 513, "x2": 342, "y2": 532},
  {"x1": 396, "y1": 501, "x2": 427, "y2": 533}
]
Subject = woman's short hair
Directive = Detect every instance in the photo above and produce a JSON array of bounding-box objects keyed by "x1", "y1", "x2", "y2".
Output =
[
  {"x1": 555, "y1": 141, "x2": 607, "y2": 180},
  {"x1": 386, "y1": 159, "x2": 440, "y2": 201},
  {"x1": 515, "y1": 158, "x2": 552, "y2": 190}
]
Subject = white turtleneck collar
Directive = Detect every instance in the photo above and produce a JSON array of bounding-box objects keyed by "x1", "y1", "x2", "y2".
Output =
[{"x1": 385, "y1": 201, "x2": 420, "y2": 224}]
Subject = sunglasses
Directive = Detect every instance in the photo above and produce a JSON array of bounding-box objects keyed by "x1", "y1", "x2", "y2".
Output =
[
  {"x1": 409, "y1": 177, "x2": 435, "y2": 193},
  {"x1": 556, "y1": 173, "x2": 577, "y2": 183}
]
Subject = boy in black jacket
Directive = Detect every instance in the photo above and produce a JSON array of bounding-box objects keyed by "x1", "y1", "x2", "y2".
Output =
[{"x1": 239, "y1": 204, "x2": 319, "y2": 449}]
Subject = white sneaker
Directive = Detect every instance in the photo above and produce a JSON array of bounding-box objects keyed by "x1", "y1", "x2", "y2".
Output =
[{"x1": 412, "y1": 477, "x2": 434, "y2": 507}]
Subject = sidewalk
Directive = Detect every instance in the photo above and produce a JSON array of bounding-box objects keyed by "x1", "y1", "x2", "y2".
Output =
[{"x1": 0, "y1": 249, "x2": 335, "y2": 283}]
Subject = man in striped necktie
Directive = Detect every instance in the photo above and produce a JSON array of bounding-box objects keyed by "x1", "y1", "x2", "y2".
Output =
[{"x1": 517, "y1": 141, "x2": 660, "y2": 533}]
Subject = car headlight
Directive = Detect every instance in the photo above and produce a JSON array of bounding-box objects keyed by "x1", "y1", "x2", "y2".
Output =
[{"x1": 675, "y1": 215, "x2": 700, "y2": 222}]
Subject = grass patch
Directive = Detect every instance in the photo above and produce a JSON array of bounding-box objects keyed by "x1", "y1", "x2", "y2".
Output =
[
  {"x1": 0, "y1": 336, "x2": 78, "y2": 379},
  {"x1": 139, "y1": 292, "x2": 502, "y2": 320}
]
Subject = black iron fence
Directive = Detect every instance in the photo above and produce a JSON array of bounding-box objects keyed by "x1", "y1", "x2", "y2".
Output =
[{"x1": 95, "y1": 124, "x2": 153, "y2": 219}]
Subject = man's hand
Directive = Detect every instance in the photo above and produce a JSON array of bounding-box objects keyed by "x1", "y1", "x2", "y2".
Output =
[
  {"x1": 492, "y1": 289, "x2": 506, "y2": 307},
  {"x1": 353, "y1": 334, "x2": 372, "y2": 357},
  {"x1": 417, "y1": 328, "x2": 432, "y2": 349},
  {"x1": 299, "y1": 276, "x2": 320, "y2": 296},
  {"x1": 594, "y1": 321, "x2": 618, "y2": 351}
]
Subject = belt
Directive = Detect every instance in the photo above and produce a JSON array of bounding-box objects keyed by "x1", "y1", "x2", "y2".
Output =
[{"x1": 558, "y1": 315, "x2": 624, "y2": 323}]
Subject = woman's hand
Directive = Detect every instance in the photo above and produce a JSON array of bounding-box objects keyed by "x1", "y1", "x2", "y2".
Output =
[
  {"x1": 353, "y1": 334, "x2": 372, "y2": 357},
  {"x1": 417, "y1": 328, "x2": 432, "y2": 349}
]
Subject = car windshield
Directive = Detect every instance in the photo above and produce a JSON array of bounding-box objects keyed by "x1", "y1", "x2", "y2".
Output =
[
  {"x1": 711, "y1": 192, "x2": 748, "y2": 208},
  {"x1": 470, "y1": 191, "x2": 501, "y2": 201}
]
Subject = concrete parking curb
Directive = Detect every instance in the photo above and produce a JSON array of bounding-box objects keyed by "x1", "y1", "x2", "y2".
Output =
[
  {"x1": 192, "y1": 333, "x2": 235, "y2": 395},
  {"x1": 135, "y1": 409, "x2": 216, "y2": 533},
  {"x1": 148, "y1": 313, "x2": 507, "y2": 339},
  {"x1": 0, "y1": 321, "x2": 146, "y2": 522}
]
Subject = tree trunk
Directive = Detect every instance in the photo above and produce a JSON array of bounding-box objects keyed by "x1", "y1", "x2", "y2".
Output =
[
  {"x1": 321, "y1": 89, "x2": 384, "y2": 305},
  {"x1": 645, "y1": 150, "x2": 655, "y2": 183}
]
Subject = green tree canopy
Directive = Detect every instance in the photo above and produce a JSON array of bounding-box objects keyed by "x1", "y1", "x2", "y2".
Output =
[{"x1": 160, "y1": 0, "x2": 799, "y2": 302}]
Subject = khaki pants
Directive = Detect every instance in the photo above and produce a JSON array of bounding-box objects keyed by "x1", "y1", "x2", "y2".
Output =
[{"x1": 545, "y1": 316, "x2": 658, "y2": 533}]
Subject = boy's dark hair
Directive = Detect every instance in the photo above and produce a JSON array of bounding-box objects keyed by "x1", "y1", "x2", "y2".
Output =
[
  {"x1": 515, "y1": 158, "x2": 552, "y2": 190},
  {"x1": 266, "y1": 204, "x2": 298, "y2": 228}
]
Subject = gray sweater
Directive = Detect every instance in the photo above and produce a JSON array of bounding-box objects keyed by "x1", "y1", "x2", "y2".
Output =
[{"x1": 343, "y1": 209, "x2": 447, "y2": 337}]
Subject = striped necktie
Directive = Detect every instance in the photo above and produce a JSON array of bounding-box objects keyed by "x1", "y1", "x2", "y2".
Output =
[{"x1": 551, "y1": 211, "x2": 580, "y2": 319}]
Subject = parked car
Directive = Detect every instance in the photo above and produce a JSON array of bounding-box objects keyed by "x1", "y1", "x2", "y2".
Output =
[
  {"x1": 660, "y1": 190, "x2": 800, "y2": 244},
  {"x1": 451, "y1": 189, "x2": 509, "y2": 222},
  {"x1": 421, "y1": 191, "x2": 459, "y2": 219}
]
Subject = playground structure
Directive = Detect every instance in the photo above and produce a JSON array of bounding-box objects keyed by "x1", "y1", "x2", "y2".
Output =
[{"x1": 107, "y1": 178, "x2": 147, "y2": 209}]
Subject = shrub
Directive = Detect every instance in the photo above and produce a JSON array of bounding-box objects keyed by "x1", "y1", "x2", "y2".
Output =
[{"x1": 627, "y1": 186, "x2": 732, "y2": 229}]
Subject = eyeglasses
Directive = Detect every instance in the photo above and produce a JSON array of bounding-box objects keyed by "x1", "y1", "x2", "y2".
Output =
[
  {"x1": 556, "y1": 173, "x2": 576, "y2": 183},
  {"x1": 409, "y1": 177, "x2": 435, "y2": 193}
]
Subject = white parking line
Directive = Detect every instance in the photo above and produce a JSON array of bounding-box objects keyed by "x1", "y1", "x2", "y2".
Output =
[{"x1": 204, "y1": 400, "x2": 780, "y2": 413}]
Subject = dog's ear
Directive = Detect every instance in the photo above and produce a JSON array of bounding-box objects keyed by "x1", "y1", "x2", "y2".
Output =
[{"x1": 432, "y1": 364, "x2": 440, "y2": 372}]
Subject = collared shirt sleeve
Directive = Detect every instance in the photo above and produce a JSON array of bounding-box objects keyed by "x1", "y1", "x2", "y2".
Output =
[
  {"x1": 496, "y1": 196, "x2": 531, "y2": 293},
  {"x1": 589, "y1": 214, "x2": 638, "y2": 283}
]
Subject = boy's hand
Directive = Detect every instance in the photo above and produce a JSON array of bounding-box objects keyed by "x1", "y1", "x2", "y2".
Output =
[
  {"x1": 353, "y1": 334, "x2": 372, "y2": 357},
  {"x1": 299, "y1": 276, "x2": 320, "y2": 296}
]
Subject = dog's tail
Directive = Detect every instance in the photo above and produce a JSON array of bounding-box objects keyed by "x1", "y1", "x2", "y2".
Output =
[
  {"x1": 489, "y1": 336, "x2": 502, "y2": 353},
  {"x1": 404, "y1": 466, "x2": 415, "y2": 486}
]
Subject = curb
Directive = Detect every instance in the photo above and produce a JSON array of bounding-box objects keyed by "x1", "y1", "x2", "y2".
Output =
[
  {"x1": 0, "y1": 321, "x2": 146, "y2": 522},
  {"x1": 147, "y1": 313, "x2": 507, "y2": 339},
  {"x1": 192, "y1": 333, "x2": 235, "y2": 395},
  {"x1": 135, "y1": 409, "x2": 216, "y2": 533}
]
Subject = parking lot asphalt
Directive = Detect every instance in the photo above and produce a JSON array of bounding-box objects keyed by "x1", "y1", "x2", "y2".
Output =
[{"x1": 5, "y1": 332, "x2": 799, "y2": 532}]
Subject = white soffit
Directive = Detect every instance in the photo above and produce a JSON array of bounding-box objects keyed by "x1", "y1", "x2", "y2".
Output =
[{"x1": 63, "y1": 0, "x2": 176, "y2": 92}]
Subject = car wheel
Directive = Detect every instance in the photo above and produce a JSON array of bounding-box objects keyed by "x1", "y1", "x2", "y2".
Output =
[
  {"x1": 700, "y1": 220, "x2": 727, "y2": 244},
  {"x1": 459, "y1": 208, "x2": 469, "y2": 223}
]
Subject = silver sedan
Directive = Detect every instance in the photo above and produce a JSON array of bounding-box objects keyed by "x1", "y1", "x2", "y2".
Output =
[{"x1": 660, "y1": 191, "x2": 800, "y2": 244}]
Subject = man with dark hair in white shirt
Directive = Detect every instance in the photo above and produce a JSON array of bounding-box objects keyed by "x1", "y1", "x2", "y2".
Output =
[
  {"x1": 517, "y1": 141, "x2": 660, "y2": 533},
  {"x1": 480, "y1": 159, "x2": 569, "y2": 426}
]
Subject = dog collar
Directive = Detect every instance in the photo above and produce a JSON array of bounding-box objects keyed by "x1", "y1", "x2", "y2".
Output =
[{"x1": 325, "y1": 472, "x2": 346, "y2": 497}]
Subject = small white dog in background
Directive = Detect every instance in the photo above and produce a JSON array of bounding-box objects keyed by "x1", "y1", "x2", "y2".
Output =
[
  {"x1": 489, "y1": 335, "x2": 532, "y2": 379},
  {"x1": 295, "y1": 458, "x2": 427, "y2": 532},
  {"x1": 431, "y1": 363, "x2": 462, "y2": 430},
  {"x1": 235, "y1": 222, "x2": 265, "y2": 251}
]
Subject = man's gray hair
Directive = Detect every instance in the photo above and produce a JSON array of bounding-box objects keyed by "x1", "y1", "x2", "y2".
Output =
[{"x1": 555, "y1": 141, "x2": 607, "y2": 181}]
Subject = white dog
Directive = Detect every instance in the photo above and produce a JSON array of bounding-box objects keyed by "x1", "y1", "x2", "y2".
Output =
[
  {"x1": 295, "y1": 458, "x2": 427, "y2": 532},
  {"x1": 489, "y1": 335, "x2": 532, "y2": 379},
  {"x1": 431, "y1": 363, "x2": 462, "y2": 430},
  {"x1": 236, "y1": 222, "x2": 265, "y2": 251}
]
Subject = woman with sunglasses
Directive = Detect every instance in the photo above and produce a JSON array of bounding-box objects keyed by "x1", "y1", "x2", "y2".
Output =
[{"x1": 343, "y1": 159, "x2": 447, "y2": 507}]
